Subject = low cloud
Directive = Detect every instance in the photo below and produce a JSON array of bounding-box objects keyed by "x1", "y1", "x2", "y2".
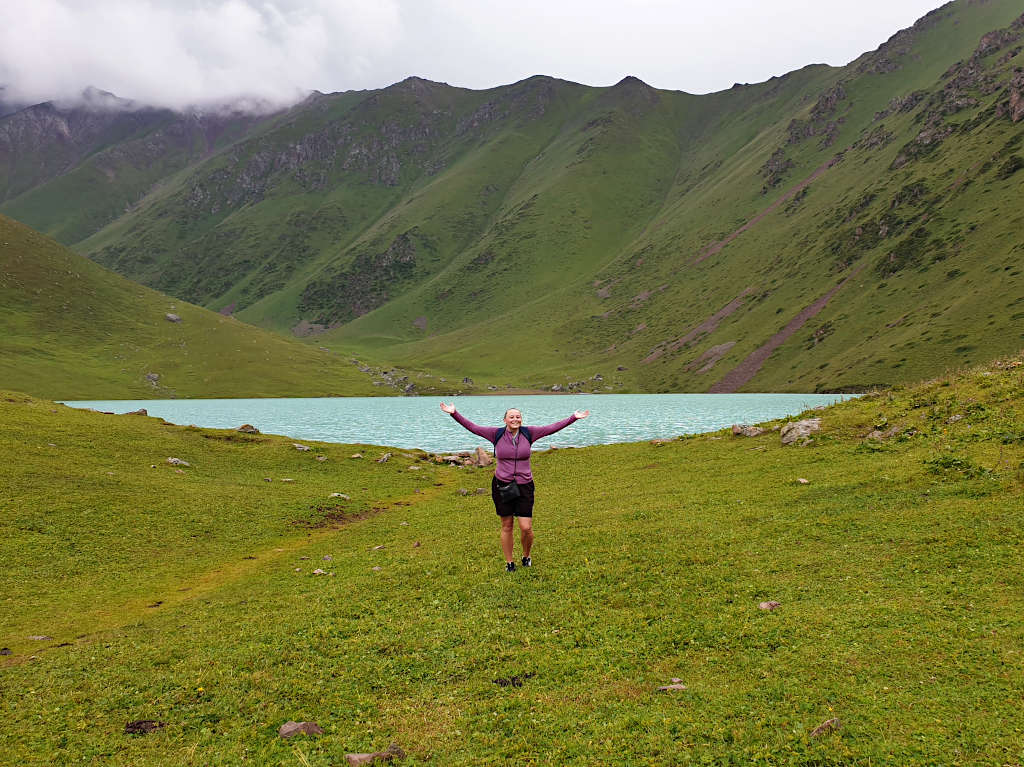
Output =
[{"x1": 0, "y1": 0, "x2": 403, "y2": 109}]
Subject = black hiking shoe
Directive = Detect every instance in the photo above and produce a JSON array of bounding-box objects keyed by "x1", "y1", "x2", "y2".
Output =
[
  {"x1": 521, "y1": 556, "x2": 532, "y2": 568},
  {"x1": 505, "y1": 561, "x2": 516, "y2": 573}
]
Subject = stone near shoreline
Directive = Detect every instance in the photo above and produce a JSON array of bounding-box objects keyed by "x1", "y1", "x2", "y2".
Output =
[{"x1": 780, "y1": 418, "x2": 821, "y2": 446}]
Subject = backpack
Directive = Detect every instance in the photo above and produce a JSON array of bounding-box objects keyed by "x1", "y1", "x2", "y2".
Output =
[{"x1": 493, "y1": 425, "x2": 533, "y2": 445}]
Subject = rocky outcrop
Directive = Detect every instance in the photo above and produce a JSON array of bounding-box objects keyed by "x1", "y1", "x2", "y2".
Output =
[
  {"x1": 298, "y1": 230, "x2": 425, "y2": 323},
  {"x1": 786, "y1": 83, "x2": 847, "y2": 148},
  {"x1": 1008, "y1": 69, "x2": 1024, "y2": 122},
  {"x1": 760, "y1": 148, "x2": 794, "y2": 192},
  {"x1": 780, "y1": 418, "x2": 821, "y2": 445}
]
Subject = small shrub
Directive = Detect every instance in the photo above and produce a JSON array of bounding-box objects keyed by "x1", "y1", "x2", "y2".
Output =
[{"x1": 924, "y1": 452, "x2": 991, "y2": 479}]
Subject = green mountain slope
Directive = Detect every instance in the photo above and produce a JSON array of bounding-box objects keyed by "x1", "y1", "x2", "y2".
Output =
[
  {"x1": 2, "y1": 0, "x2": 1022, "y2": 393},
  {"x1": 0, "y1": 214, "x2": 383, "y2": 398}
]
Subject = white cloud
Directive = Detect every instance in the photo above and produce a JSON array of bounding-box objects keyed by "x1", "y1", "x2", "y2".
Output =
[
  {"x1": 0, "y1": 0, "x2": 950, "y2": 109},
  {"x1": 0, "y1": 0, "x2": 403, "y2": 108}
]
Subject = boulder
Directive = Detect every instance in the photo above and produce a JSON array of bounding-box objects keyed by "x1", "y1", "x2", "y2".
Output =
[
  {"x1": 475, "y1": 447, "x2": 493, "y2": 467},
  {"x1": 376, "y1": 453, "x2": 391, "y2": 463},
  {"x1": 758, "y1": 601, "x2": 781, "y2": 611},
  {"x1": 293, "y1": 443, "x2": 311, "y2": 451},
  {"x1": 125, "y1": 409, "x2": 148, "y2": 416},
  {"x1": 780, "y1": 418, "x2": 821, "y2": 446},
  {"x1": 166, "y1": 457, "x2": 190, "y2": 467},
  {"x1": 165, "y1": 313, "x2": 181, "y2": 323},
  {"x1": 237, "y1": 424, "x2": 260, "y2": 434},
  {"x1": 731, "y1": 424, "x2": 765, "y2": 437},
  {"x1": 278, "y1": 721, "x2": 324, "y2": 738}
]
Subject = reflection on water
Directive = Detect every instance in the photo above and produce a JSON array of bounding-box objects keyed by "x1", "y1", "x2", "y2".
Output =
[{"x1": 63, "y1": 393, "x2": 850, "y2": 453}]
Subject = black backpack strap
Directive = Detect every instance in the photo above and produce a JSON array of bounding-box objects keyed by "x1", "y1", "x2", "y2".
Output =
[{"x1": 493, "y1": 426, "x2": 532, "y2": 444}]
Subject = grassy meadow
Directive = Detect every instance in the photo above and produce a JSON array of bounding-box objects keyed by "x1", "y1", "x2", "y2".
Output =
[
  {"x1": 0, "y1": 214, "x2": 384, "y2": 399},
  {"x1": 2, "y1": 354, "x2": 1023, "y2": 765}
]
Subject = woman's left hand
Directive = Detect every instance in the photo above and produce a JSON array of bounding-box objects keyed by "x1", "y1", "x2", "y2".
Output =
[{"x1": 573, "y1": 409, "x2": 590, "y2": 419}]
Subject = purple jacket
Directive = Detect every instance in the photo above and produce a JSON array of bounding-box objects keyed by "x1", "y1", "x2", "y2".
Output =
[{"x1": 450, "y1": 410, "x2": 578, "y2": 483}]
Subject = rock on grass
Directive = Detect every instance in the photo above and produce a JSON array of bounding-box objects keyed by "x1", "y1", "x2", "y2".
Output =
[
  {"x1": 278, "y1": 721, "x2": 324, "y2": 738},
  {"x1": 810, "y1": 717, "x2": 841, "y2": 737}
]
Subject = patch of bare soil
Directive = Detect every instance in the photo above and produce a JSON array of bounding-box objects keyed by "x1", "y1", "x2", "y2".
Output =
[
  {"x1": 642, "y1": 289, "x2": 752, "y2": 364},
  {"x1": 710, "y1": 262, "x2": 867, "y2": 392}
]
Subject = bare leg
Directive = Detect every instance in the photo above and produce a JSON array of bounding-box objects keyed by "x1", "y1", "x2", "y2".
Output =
[
  {"x1": 500, "y1": 516, "x2": 515, "y2": 562},
  {"x1": 518, "y1": 516, "x2": 533, "y2": 559}
]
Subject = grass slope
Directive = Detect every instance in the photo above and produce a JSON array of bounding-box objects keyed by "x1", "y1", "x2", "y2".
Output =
[
  {"x1": 2, "y1": 353, "x2": 1022, "y2": 764},
  {"x1": 0, "y1": 214, "x2": 383, "y2": 398}
]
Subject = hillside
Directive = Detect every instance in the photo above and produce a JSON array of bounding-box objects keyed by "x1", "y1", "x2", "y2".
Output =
[
  {"x1": 1, "y1": 0, "x2": 1022, "y2": 393},
  {"x1": 2, "y1": 354, "x2": 1022, "y2": 763},
  {"x1": 0, "y1": 213, "x2": 385, "y2": 398}
]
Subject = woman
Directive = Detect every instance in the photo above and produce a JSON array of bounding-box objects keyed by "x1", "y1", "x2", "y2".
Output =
[{"x1": 440, "y1": 402, "x2": 590, "y2": 572}]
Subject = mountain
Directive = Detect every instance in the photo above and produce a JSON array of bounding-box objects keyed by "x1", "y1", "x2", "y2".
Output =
[
  {"x1": 0, "y1": 213, "x2": 385, "y2": 398},
  {"x1": 2, "y1": 0, "x2": 1023, "y2": 394}
]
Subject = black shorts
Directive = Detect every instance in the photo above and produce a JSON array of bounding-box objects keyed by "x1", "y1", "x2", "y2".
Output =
[{"x1": 492, "y1": 475, "x2": 535, "y2": 517}]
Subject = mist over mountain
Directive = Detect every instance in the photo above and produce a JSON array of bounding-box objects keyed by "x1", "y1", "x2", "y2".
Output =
[
  {"x1": 0, "y1": 0, "x2": 947, "y2": 108},
  {"x1": 2, "y1": 0, "x2": 1023, "y2": 395}
]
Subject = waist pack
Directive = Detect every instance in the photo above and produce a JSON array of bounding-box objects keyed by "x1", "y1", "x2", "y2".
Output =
[{"x1": 495, "y1": 479, "x2": 521, "y2": 502}]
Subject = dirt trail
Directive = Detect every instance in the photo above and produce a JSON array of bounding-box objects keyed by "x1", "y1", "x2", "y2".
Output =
[
  {"x1": 0, "y1": 483, "x2": 449, "y2": 666},
  {"x1": 709, "y1": 262, "x2": 867, "y2": 393},
  {"x1": 642, "y1": 287, "x2": 754, "y2": 364},
  {"x1": 692, "y1": 157, "x2": 838, "y2": 266}
]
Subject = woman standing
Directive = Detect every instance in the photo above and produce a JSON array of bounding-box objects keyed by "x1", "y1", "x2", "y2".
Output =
[{"x1": 440, "y1": 402, "x2": 589, "y2": 572}]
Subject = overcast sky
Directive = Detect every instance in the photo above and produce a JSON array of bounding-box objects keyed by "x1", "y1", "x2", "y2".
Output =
[{"x1": 1, "y1": 0, "x2": 947, "y2": 109}]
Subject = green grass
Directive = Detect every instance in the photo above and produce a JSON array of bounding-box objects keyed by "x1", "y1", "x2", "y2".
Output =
[
  {"x1": 0, "y1": 214, "x2": 385, "y2": 398},
  {"x1": 2, "y1": 353, "x2": 1023, "y2": 764}
]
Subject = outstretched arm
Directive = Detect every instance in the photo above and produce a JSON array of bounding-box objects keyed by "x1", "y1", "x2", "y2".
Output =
[
  {"x1": 529, "y1": 410, "x2": 590, "y2": 440},
  {"x1": 441, "y1": 402, "x2": 500, "y2": 442}
]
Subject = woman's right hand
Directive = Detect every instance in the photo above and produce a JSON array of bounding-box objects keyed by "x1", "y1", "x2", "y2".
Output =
[{"x1": 440, "y1": 402, "x2": 456, "y2": 414}]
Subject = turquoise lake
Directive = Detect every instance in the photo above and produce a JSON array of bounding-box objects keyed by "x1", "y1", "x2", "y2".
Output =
[{"x1": 63, "y1": 393, "x2": 851, "y2": 453}]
